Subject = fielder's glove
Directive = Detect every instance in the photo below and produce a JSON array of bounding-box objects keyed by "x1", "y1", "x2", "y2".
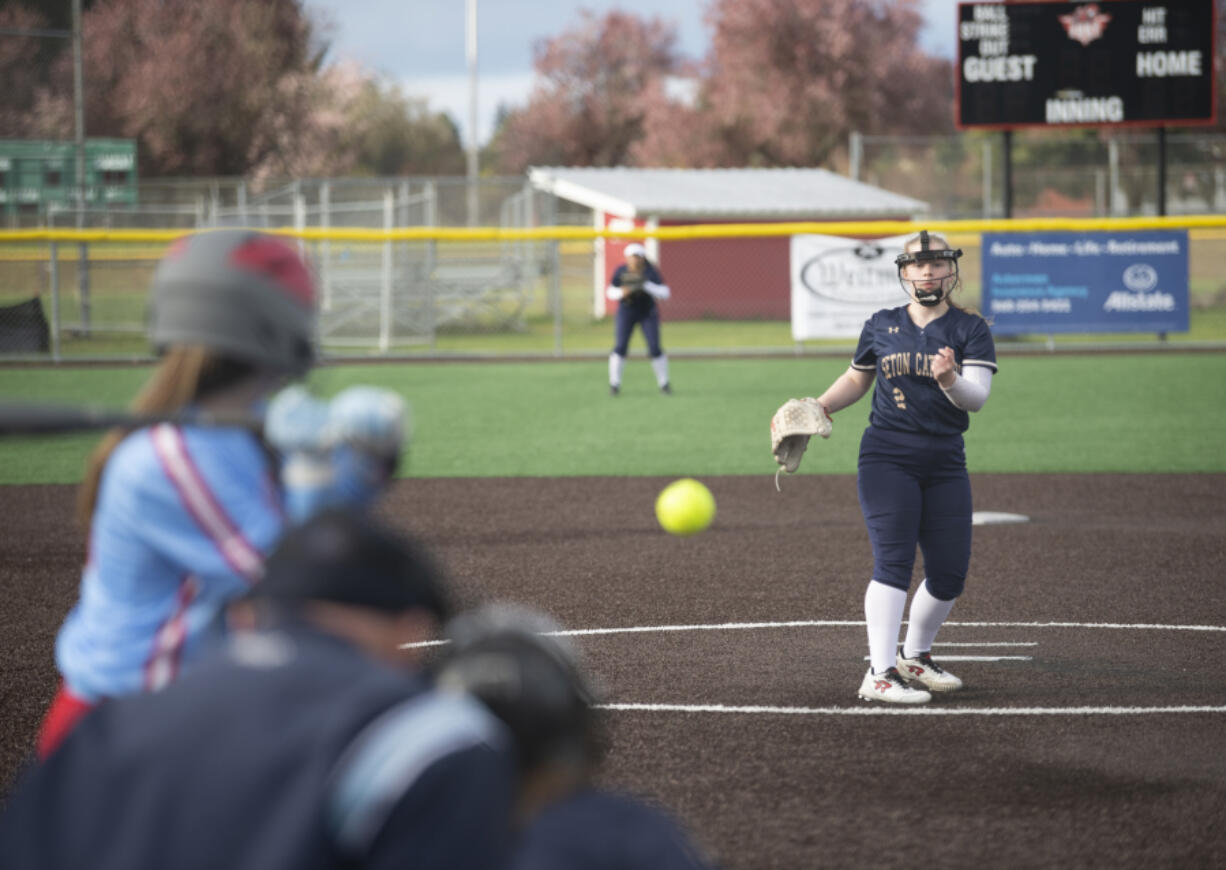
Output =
[
  {"x1": 770, "y1": 397, "x2": 832, "y2": 490},
  {"x1": 619, "y1": 273, "x2": 647, "y2": 301}
]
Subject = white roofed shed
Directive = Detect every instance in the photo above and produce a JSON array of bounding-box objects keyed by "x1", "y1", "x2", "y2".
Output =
[{"x1": 527, "y1": 167, "x2": 928, "y2": 320}]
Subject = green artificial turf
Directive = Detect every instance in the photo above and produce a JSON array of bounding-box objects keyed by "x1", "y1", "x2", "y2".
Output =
[{"x1": 1, "y1": 352, "x2": 1222, "y2": 485}]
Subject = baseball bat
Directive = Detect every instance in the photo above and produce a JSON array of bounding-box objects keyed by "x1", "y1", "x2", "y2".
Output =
[{"x1": 0, "y1": 401, "x2": 262, "y2": 436}]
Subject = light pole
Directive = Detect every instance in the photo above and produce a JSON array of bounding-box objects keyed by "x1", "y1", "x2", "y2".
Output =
[
  {"x1": 466, "y1": 0, "x2": 478, "y2": 226},
  {"x1": 72, "y1": 0, "x2": 90, "y2": 333},
  {"x1": 0, "y1": 14, "x2": 79, "y2": 224},
  {"x1": 0, "y1": 3, "x2": 89, "y2": 328},
  {"x1": 73, "y1": 0, "x2": 84, "y2": 217}
]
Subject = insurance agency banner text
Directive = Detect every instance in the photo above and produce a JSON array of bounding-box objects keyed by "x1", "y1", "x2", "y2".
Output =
[{"x1": 982, "y1": 231, "x2": 1189, "y2": 335}]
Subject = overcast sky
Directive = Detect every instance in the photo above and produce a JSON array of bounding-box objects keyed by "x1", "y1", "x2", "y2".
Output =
[{"x1": 303, "y1": 0, "x2": 961, "y2": 147}]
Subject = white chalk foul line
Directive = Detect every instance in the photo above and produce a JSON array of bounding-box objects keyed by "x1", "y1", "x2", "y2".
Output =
[
  {"x1": 599, "y1": 702, "x2": 1226, "y2": 717},
  {"x1": 944, "y1": 621, "x2": 1226, "y2": 632},
  {"x1": 552, "y1": 619, "x2": 1226, "y2": 637},
  {"x1": 864, "y1": 655, "x2": 1033, "y2": 662},
  {"x1": 556, "y1": 620, "x2": 861, "y2": 637},
  {"x1": 402, "y1": 621, "x2": 1223, "y2": 649}
]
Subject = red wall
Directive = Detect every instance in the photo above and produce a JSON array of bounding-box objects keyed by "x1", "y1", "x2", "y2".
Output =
[
  {"x1": 658, "y1": 232, "x2": 791, "y2": 320},
  {"x1": 600, "y1": 216, "x2": 912, "y2": 322}
]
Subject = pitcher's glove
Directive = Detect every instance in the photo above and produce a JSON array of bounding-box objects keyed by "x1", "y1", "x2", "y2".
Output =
[{"x1": 770, "y1": 397, "x2": 832, "y2": 490}]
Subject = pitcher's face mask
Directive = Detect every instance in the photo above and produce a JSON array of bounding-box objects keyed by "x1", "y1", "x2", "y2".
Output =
[{"x1": 895, "y1": 231, "x2": 963, "y2": 307}]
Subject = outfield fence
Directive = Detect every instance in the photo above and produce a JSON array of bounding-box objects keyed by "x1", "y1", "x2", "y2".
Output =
[{"x1": 1, "y1": 215, "x2": 1224, "y2": 363}]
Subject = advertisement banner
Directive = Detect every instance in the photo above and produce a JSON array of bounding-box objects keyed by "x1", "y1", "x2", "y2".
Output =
[
  {"x1": 790, "y1": 234, "x2": 912, "y2": 339},
  {"x1": 981, "y1": 231, "x2": 1189, "y2": 334}
]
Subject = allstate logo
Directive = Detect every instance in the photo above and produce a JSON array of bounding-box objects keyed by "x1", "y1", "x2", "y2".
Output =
[{"x1": 1122, "y1": 263, "x2": 1158, "y2": 292}]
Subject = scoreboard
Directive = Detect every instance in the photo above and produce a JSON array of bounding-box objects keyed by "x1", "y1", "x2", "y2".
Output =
[{"x1": 956, "y1": 0, "x2": 1216, "y2": 129}]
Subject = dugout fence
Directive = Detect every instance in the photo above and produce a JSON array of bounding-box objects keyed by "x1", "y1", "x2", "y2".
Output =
[{"x1": 0, "y1": 215, "x2": 1224, "y2": 363}]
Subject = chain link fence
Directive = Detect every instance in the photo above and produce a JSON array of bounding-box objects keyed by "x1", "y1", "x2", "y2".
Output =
[
  {"x1": 850, "y1": 131, "x2": 1226, "y2": 219},
  {"x1": 2, "y1": 161, "x2": 1225, "y2": 363},
  {"x1": 1, "y1": 177, "x2": 575, "y2": 359}
]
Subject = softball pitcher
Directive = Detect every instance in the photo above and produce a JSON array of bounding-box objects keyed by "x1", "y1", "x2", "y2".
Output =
[
  {"x1": 38, "y1": 229, "x2": 406, "y2": 756},
  {"x1": 814, "y1": 231, "x2": 997, "y2": 704}
]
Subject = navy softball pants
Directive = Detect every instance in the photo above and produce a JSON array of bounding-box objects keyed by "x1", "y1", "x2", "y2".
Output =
[
  {"x1": 856, "y1": 426, "x2": 972, "y2": 600},
  {"x1": 613, "y1": 303, "x2": 663, "y2": 357}
]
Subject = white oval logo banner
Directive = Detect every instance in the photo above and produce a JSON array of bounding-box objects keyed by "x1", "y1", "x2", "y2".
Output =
[{"x1": 790, "y1": 233, "x2": 912, "y2": 339}]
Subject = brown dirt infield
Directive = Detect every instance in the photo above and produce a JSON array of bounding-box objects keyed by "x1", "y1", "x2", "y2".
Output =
[{"x1": 2, "y1": 473, "x2": 1225, "y2": 868}]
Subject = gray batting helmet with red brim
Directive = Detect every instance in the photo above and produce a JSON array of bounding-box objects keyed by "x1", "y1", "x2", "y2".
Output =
[{"x1": 149, "y1": 229, "x2": 318, "y2": 375}]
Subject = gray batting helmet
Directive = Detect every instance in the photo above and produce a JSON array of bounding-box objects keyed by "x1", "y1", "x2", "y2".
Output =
[
  {"x1": 433, "y1": 603, "x2": 601, "y2": 771},
  {"x1": 149, "y1": 229, "x2": 317, "y2": 374}
]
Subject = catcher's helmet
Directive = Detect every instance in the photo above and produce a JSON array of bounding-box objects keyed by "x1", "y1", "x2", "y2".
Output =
[
  {"x1": 433, "y1": 604, "x2": 600, "y2": 771},
  {"x1": 894, "y1": 230, "x2": 962, "y2": 307},
  {"x1": 149, "y1": 229, "x2": 317, "y2": 375}
]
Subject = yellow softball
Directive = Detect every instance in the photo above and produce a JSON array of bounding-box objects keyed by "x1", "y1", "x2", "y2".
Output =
[{"x1": 655, "y1": 478, "x2": 716, "y2": 536}]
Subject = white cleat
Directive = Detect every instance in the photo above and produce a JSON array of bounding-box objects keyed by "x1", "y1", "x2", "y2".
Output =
[
  {"x1": 857, "y1": 667, "x2": 932, "y2": 704},
  {"x1": 896, "y1": 651, "x2": 964, "y2": 692}
]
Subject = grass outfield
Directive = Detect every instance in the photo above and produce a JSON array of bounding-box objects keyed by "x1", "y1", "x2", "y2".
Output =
[{"x1": 0, "y1": 351, "x2": 1221, "y2": 485}]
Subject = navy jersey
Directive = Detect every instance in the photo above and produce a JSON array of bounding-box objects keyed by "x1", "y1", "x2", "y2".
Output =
[
  {"x1": 852, "y1": 305, "x2": 997, "y2": 436},
  {"x1": 0, "y1": 624, "x2": 515, "y2": 870},
  {"x1": 511, "y1": 788, "x2": 716, "y2": 870}
]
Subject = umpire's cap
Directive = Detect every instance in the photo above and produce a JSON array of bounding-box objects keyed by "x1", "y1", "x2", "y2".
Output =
[
  {"x1": 253, "y1": 509, "x2": 450, "y2": 620},
  {"x1": 433, "y1": 603, "x2": 601, "y2": 771}
]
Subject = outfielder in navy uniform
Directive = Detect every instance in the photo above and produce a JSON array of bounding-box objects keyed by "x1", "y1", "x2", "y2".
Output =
[
  {"x1": 813, "y1": 231, "x2": 997, "y2": 704},
  {"x1": 0, "y1": 511, "x2": 518, "y2": 870},
  {"x1": 435, "y1": 604, "x2": 718, "y2": 869},
  {"x1": 607, "y1": 242, "x2": 673, "y2": 395}
]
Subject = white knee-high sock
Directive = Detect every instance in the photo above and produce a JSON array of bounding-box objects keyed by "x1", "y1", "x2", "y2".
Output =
[
  {"x1": 609, "y1": 352, "x2": 625, "y2": 387},
  {"x1": 650, "y1": 354, "x2": 670, "y2": 388},
  {"x1": 902, "y1": 580, "x2": 957, "y2": 659},
  {"x1": 864, "y1": 580, "x2": 908, "y2": 674}
]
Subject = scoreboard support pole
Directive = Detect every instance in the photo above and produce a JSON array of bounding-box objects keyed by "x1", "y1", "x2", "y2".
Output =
[
  {"x1": 1002, "y1": 130, "x2": 1013, "y2": 219},
  {"x1": 1157, "y1": 127, "x2": 1167, "y2": 217},
  {"x1": 1156, "y1": 127, "x2": 1168, "y2": 342}
]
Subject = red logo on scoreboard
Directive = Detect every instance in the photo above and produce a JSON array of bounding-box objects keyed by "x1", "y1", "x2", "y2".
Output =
[{"x1": 1059, "y1": 4, "x2": 1112, "y2": 46}]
